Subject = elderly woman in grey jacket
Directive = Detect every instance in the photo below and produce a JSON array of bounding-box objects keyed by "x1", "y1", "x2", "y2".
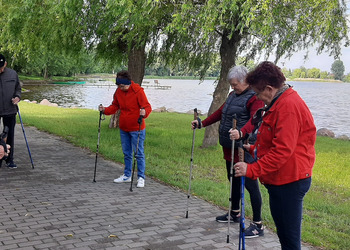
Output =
[{"x1": 191, "y1": 65, "x2": 265, "y2": 238}]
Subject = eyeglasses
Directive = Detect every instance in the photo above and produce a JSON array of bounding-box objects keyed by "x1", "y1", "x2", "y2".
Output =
[{"x1": 253, "y1": 87, "x2": 266, "y2": 97}]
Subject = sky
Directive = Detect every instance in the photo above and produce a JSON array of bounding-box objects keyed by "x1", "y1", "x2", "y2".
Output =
[{"x1": 274, "y1": 46, "x2": 350, "y2": 73}]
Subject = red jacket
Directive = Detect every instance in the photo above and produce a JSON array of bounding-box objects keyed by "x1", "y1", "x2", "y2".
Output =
[
  {"x1": 246, "y1": 88, "x2": 316, "y2": 185},
  {"x1": 104, "y1": 82, "x2": 152, "y2": 132}
]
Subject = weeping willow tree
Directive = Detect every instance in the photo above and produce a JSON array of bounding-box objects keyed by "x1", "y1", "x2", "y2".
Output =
[
  {"x1": 0, "y1": 0, "x2": 87, "y2": 77},
  {"x1": 160, "y1": 0, "x2": 349, "y2": 147},
  {"x1": 82, "y1": 0, "x2": 176, "y2": 84},
  {"x1": 0, "y1": 0, "x2": 174, "y2": 81},
  {"x1": 0, "y1": 0, "x2": 176, "y2": 127}
]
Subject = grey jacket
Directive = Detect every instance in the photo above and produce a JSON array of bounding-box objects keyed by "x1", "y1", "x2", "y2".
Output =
[{"x1": 0, "y1": 68, "x2": 21, "y2": 115}]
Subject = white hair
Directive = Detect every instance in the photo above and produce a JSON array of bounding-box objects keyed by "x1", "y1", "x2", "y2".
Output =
[{"x1": 227, "y1": 65, "x2": 248, "y2": 83}]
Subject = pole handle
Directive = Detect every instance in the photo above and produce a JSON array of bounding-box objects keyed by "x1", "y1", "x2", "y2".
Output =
[
  {"x1": 232, "y1": 114, "x2": 237, "y2": 130},
  {"x1": 238, "y1": 142, "x2": 244, "y2": 162},
  {"x1": 138, "y1": 108, "x2": 145, "y2": 124},
  {"x1": 193, "y1": 108, "x2": 199, "y2": 129},
  {"x1": 137, "y1": 115, "x2": 144, "y2": 125}
]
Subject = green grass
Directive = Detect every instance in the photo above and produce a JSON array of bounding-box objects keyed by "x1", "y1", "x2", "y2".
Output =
[
  {"x1": 19, "y1": 75, "x2": 76, "y2": 81},
  {"x1": 17, "y1": 102, "x2": 350, "y2": 249},
  {"x1": 144, "y1": 75, "x2": 217, "y2": 80}
]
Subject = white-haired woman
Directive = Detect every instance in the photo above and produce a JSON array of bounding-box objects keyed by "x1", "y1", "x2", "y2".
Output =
[{"x1": 191, "y1": 65, "x2": 265, "y2": 238}]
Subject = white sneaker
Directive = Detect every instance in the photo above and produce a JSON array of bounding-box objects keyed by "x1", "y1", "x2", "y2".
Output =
[
  {"x1": 113, "y1": 174, "x2": 131, "y2": 183},
  {"x1": 137, "y1": 177, "x2": 145, "y2": 188}
]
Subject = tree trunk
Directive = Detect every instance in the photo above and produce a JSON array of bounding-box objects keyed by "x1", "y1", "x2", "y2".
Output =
[
  {"x1": 109, "y1": 44, "x2": 147, "y2": 128},
  {"x1": 128, "y1": 44, "x2": 147, "y2": 85},
  {"x1": 43, "y1": 66, "x2": 48, "y2": 79},
  {"x1": 202, "y1": 30, "x2": 241, "y2": 148}
]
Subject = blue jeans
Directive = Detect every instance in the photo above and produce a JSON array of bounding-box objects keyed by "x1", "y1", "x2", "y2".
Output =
[
  {"x1": 265, "y1": 177, "x2": 311, "y2": 250},
  {"x1": 120, "y1": 129, "x2": 146, "y2": 179}
]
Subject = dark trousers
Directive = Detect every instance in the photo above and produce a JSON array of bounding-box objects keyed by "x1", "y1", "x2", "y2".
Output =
[
  {"x1": 226, "y1": 160, "x2": 262, "y2": 221},
  {"x1": 245, "y1": 176, "x2": 262, "y2": 222},
  {"x1": 1, "y1": 114, "x2": 16, "y2": 163},
  {"x1": 226, "y1": 160, "x2": 241, "y2": 211},
  {"x1": 265, "y1": 177, "x2": 311, "y2": 250}
]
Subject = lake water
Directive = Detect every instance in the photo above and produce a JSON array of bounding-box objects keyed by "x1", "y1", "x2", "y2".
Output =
[{"x1": 21, "y1": 78, "x2": 350, "y2": 137}]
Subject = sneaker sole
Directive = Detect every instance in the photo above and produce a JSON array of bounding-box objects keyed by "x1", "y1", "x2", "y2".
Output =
[
  {"x1": 113, "y1": 180, "x2": 131, "y2": 183},
  {"x1": 216, "y1": 219, "x2": 239, "y2": 223},
  {"x1": 245, "y1": 235, "x2": 260, "y2": 239},
  {"x1": 245, "y1": 233, "x2": 264, "y2": 239}
]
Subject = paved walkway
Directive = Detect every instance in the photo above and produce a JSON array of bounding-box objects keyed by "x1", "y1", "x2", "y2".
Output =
[{"x1": 0, "y1": 125, "x2": 316, "y2": 249}]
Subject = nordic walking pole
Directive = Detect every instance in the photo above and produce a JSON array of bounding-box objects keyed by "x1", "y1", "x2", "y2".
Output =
[
  {"x1": 186, "y1": 108, "x2": 198, "y2": 218},
  {"x1": 93, "y1": 105, "x2": 105, "y2": 182},
  {"x1": 17, "y1": 106, "x2": 35, "y2": 169},
  {"x1": 130, "y1": 109, "x2": 144, "y2": 192},
  {"x1": 238, "y1": 140, "x2": 245, "y2": 250},
  {"x1": 227, "y1": 114, "x2": 237, "y2": 243}
]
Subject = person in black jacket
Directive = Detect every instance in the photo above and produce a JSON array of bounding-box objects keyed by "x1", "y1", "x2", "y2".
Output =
[{"x1": 0, "y1": 54, "x2": 21, "y2": 168}]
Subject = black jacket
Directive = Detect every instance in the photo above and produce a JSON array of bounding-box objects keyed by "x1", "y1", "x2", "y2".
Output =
[
  {"x1": 219, "y1": 89, "x2": 255, "y2": 148},
  {"x1": 0, "y1": 68, "x2": 21, "y2": 116}
]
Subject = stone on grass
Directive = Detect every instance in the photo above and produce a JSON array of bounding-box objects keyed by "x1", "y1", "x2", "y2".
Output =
[{"x1": 317, "y1": 128, "x2": 335, "y2": 138}]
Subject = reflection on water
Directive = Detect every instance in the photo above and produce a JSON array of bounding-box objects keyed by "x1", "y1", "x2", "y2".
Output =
[
  {"x1": 22, "y1": 79, "x2": 350, "y2": 137},
  {"x1": 22, "y1": 79, "x2": 118, "y2": 109}
]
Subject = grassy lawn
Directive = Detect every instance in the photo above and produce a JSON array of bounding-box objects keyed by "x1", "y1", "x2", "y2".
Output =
[
  {"x1": 19, "y1": 75, "x2": 76, "y2": 81},
  {"x1": 17, "y1": 102, "x2": 350, "y2": 249}
]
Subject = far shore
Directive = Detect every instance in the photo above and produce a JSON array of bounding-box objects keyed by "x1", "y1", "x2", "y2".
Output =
[
  {"x1": 19, "y1": 74, "x2": 348, "y2": 84},
  {"x1": 287, "y1": 77, "x2": 344, "y2": 83}
]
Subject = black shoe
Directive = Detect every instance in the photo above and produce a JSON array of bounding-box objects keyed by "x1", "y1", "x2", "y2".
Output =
[
  {"x1": 216, "y1": 212, "x2": 240, "y2": 223},
  {"x1": 244, "y1": 223, "x2": 264, "y2": 238},
  {"x1": 7, "y1": 162, "x2": 17, "y2": 169}
]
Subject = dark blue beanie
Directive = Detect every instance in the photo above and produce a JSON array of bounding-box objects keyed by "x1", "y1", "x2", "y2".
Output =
[{"x1": 116, "y1": 78, "x2": 131, "y2": 85}]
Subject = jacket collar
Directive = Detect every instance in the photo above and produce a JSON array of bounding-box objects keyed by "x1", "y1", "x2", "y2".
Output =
[{"x1": 268, "y1": 86, "x2": 293, "y2": 113}]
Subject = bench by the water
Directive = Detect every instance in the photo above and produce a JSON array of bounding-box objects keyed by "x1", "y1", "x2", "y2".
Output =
[
  {"x1": 141, "y1": 79, "x2": 171, "y2": 90},
  {"x1": 142, "y1": 84, "x2": 171, "y2": 90}
]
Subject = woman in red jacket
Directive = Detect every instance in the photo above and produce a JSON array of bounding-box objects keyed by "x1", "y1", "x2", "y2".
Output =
[
  {"x1": 99, "y1": 70, "x2": 152, "y2": 188},
  {"x1": 233, "y1": 61, "x2": 316, "y2": 250}
]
